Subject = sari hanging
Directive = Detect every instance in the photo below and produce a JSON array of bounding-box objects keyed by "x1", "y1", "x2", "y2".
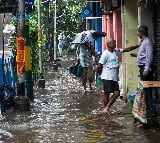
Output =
[{"x1": 132, "y1": 88, "x2": 147, "y2": 123}]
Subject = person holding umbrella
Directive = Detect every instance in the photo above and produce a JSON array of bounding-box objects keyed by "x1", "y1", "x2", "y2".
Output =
[
  {"x1": 72, "y1": 30, "x2": 106, "y2": 91},
  {"x1": 97, "y1": 37, "x2": 140, "y2": 114},
  {"x1": 76, "y1": 40, "x2": 97, "y2": 91}
]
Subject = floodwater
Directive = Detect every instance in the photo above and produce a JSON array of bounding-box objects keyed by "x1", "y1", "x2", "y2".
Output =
[{"x1": 0, "y1": 56, "x2": 160, "y2": 143}]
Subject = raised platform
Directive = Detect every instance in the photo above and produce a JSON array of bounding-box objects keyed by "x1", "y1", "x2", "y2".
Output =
[{"x1": 139, "y1": 81, "x2": 160, "y2": 88}]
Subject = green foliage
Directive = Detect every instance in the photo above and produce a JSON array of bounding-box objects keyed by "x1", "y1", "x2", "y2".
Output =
[
  {"x1": 10, "y1": 18, "x2": 18, "y2": 57},
  {"x1": 57, "y1": 0, "x2": 86, "y2": 34},
  {"x1": 29, "y1": 14, "x2": 39, "y2": 74},
  {"x1": 10, "y1": 16, "x2": 40, "y2": 75},
  {"x1": 10, "y1": 0, "x2": 86, "y2": 75},
  {"x1": 9, "y1": 18, "x2": 18, "y2": 75},
  {"x1": 41, "y1": 0, "x2": 86, "y2": 35}
]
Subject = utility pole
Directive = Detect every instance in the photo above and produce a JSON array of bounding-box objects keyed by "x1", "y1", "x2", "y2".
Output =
[
  {"x1": 41, "y1": 0, "x2": 57, "y2": 71},
  {"x1": 15, "y1": 0, "x2": 30, "y2": 111},
  {"x1": 16, "y1": 0, "x2": 25, "y2": 97},
  {"x1": 18, "y1": 0, "x2": 25, "y2": 37},
  {"x1": 37, "y1": 0, "x2": 45, "y2": 88},
  {"x1": 52, "y1": 0, "x2": 58, "y2": 71},
  {"x1": 53, "y1": 0, "x2": 56, "y2": 61}
]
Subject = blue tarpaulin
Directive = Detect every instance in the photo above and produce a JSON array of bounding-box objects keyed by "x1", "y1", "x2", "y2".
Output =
[{"x1": 0, "y1": 54, "x2": 17, "y2": 89}]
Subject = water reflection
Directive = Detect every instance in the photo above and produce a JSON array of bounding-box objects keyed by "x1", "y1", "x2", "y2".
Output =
[{"x1": 0, "y1": 58, "x2": 159, "y2": 142}]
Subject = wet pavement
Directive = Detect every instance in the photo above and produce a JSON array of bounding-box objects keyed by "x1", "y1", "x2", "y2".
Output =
[{"x1": 0, "y1": 56, "x2": 160, "y2": 143}]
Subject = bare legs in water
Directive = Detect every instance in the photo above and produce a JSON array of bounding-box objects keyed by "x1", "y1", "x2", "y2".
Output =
[{"x1": 101, "y1": 91, "x2": 120, "y2": 114}]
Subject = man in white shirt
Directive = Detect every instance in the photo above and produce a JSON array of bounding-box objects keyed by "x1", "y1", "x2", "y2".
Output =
[
  {"x1": 76, "y1": 41, "x2": 97, "y2": 91},
  {"x1": 98, "y1": 38, "x2": 139, "y2": 114}
]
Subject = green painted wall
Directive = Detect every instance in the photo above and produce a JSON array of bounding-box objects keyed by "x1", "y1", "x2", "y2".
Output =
[{"x1": 122, "y1": 0, "x2": 139, "y2": 100}]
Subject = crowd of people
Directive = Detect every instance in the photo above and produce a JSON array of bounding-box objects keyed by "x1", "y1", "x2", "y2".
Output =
[
  {"x1": 57, "y1": 32, "x2": 76, "y2": 58},
  {"x1": 57, "y1": 25, "x2": 154, "y2": 128},
  {"x1": 71, "y1": 25, "x2": 154, "y2": 128}
]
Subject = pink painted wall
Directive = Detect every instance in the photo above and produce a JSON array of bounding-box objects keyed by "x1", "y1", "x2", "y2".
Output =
[
  {"x1": 107, "y1": 14, "x2": 114, "y2": 39},
  {"x1": 113, "y1": 10, "x2": 122, "y2": 49},
  {"x1": 102, "y1": 15, "x2": 107, "y2": 51},
  {"x1": 102, "y1": 10, "x2": 122, "y2": 61},
  {"x1": 113, "y1": 10, "x2": 122, "y2": 61}
]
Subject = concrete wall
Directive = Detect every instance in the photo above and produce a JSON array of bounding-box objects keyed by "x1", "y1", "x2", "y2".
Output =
[
  {"x1": 138, "y1": 0, "x2": 155, "y2": 43},
  {"x1": 122, "y1": 0, "x2": 139, "y2": 100}
]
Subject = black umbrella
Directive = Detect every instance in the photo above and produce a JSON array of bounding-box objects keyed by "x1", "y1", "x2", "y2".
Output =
[
  {"x1": 92, "y1": 31, "x2": 106, "y2": 40},
  {"x1": 72, "y1": 30, "x2": 106, "y2": 44}
]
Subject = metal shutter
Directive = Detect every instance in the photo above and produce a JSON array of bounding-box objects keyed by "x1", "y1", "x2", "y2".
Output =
[{"x1": 154, "y1": 4, "x2": 160, "y2": 80}]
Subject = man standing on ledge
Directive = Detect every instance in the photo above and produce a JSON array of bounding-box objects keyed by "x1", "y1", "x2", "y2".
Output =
[
  {"x1": 130, "y1": 25, "x2": 154, "y2": 127},
  {"x1": 130, "y1": 25, "x2": 153, "y2": 81}
]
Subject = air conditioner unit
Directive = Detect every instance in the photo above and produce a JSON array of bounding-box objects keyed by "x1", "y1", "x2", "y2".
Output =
[
  {"x1": 112, "y1": 0, "x2": 121, "y2": 10},
  {"x1": 0, "y1": 0, "x2": 18, "y2": 13},
  {"x1": 104, "y1": 0, "x2": 113, "y2": 11}
]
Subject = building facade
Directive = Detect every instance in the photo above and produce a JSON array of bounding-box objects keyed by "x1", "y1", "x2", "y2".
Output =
[{"x1": 86, "y1": 0, "x2": 160, "y2": 100}]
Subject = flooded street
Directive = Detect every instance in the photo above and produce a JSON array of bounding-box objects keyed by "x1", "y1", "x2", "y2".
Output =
[{"x1": 0, "y1": 57, "x2": 160, "y2": 143}]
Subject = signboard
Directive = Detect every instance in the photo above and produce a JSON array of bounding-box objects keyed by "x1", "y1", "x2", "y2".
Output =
[
  {"x1": 25, "y1": 0, "x2": 34, "y2": 5},
  {"x1": 25, "y1": 0, "x2": 34, "y2": 13},
  {"x1": 81, "y1": 6, "x2": 92, "y2": 18}
]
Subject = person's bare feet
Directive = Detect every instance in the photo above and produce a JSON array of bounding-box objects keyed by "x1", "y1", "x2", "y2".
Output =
[
  {"x1": 89, "y1": 83, "x2": 92, "y2": 90},
  {"x1": 83, "y1": 86, "x2": 86, "y2": 92},
  {"x1": 102, "y1": 107, "x2": 110, "y2": 115},
  {"x1": 89, "y1": 86, "x2": 92, "y2": 90},
  {"x1": 135, "y1": 122, "x2": 144, "y2": 128}
]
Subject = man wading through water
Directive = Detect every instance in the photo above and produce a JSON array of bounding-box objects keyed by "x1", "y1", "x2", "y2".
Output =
[
  {"x1": 97, "y1": 38, "x2": 140, "y2": 114},
  {"x1": 76, "y1": 40, "x2": 97, "y2": 91}
]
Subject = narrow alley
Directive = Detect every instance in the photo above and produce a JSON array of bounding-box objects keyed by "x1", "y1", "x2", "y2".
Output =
[{"x1": 0, "y1": 57, "x2": 160, "y2": 143}]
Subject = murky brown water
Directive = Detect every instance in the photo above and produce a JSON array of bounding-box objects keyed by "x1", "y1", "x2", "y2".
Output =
[{"x1": 0, "y1": 56, "x2": 160, "y2": 143}]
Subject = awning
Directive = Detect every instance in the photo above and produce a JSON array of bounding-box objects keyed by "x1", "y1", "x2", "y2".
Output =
[{"x1": 101, "y1": 0, "x2": 121, "y2": 13}]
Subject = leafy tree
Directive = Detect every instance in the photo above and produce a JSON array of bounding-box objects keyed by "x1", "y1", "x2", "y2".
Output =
[
  {"x1": 29, "y1": 14, "x2": 39, "y2": 74},
  {"x1": 11, "y1": 0, "x2": 86, "y2": 76},
  {"x1": 56, "y1": 0, "x2": 86, "y2": 34},
  {"x1": 39, "y1": 0, "x2": 86, "y2": 63},
  {"x1": 41, "y1": 0, "x2": 86, "y2": 37}
]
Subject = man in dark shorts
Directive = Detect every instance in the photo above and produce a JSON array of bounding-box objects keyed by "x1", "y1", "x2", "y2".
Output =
[{"x1": 98, "y1": 38, "x2": 139, "y2": 114}]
